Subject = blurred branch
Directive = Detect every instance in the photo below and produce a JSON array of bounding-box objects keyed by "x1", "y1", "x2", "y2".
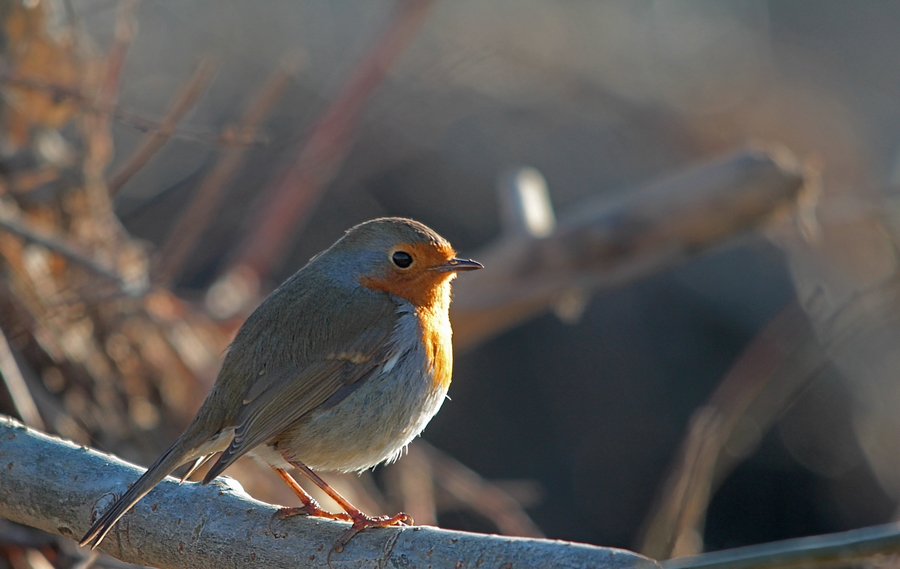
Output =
[
  {"x1": 154, "y1": 55, "x2": 298, "y2": 285},
  {"x1": 107, "y1": 59, "x2": 218, "y2": 195},
  {"x1": 93, "y1": 0, "x2": 136, "y2": 118},
  {"x1": 387, "y1": 440, "x2": 544, "y2": 537},
  {"x1": 451, "y1": 147, "x2": 806, "y2": 350},
  {"x1": 78, "y1": 0, "x2": 137, "y2": 252},
  {"x1": 0, "y1": 326, "x2": 43, "y2": 430},
  {"x1": 0, "y1": 210, "x2": 145, "y2": 295},
  {"x1": 638, "y1": 301, "x2": 827, "y2": 559},
  {"x1": 498, "y1": 167, "x2": 556, "y2": 238},
  {"x1": 662, "y1": 522, "x2": 900, "y2": 569},
  {"x1": 0, "y1": 417, "x2": 657, "y2": 569},
  {"x1": 418, "y1": 440, "x2": 545, "y2": 538},
  {"x1": 228, "y1": 0, "x2": 435, "y2": 283},
  {"x1": 0, "y1": 71, "x2": 261, "y2": 146}
]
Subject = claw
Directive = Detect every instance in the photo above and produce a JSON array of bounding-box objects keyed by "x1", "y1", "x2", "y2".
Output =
[
  {"x1": 268, "y1": 504, "x2": 353, "y2": 538},
  {"x1": 275, "y1": 503, "x2": 352, "y2": 523},
  {"x1": 274, "y1": 461, "x2": 413, "y2": 553},
  {"x1": 332, "y1": 512, "x2": 413, "y2": 553}
]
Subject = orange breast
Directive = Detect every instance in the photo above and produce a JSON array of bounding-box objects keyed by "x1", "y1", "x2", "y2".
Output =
[{"x1": 417, "y1": 306, "x2": 453, "y2": 391}]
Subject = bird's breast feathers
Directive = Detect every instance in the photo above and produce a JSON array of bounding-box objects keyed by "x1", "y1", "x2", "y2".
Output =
[
  {"x1": 415, "y1": 305, "x2": 453, "y2": 392},
  {"x1": 275, "y1": 301, "x2": 452, "y2": 471}
]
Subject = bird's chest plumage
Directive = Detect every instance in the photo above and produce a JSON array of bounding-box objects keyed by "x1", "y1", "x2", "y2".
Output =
[{"x1": 269, "y1": 301, "x2": 451, "y2": 472}]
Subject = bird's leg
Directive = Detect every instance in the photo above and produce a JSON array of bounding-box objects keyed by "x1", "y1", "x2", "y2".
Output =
[
  {"x1": 270, "y1": 467, "x2": 351, "y2": 522},
  {"x1": 287, "y1": 459, "x2": 413, "y2": 552}
]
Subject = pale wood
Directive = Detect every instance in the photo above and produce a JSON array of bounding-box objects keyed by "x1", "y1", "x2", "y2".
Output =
[{"x1": 0, "y1": 416, "x2": 658, "y2": 569}]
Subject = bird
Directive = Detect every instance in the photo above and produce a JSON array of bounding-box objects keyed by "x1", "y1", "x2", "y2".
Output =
[{"x1": 79, "y1": 217, "x2": 482, "y2": 551}]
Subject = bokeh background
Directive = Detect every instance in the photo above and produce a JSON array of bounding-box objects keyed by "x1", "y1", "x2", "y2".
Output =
[{"x1": 3, "y1": 1, "x2": 900, "y2": 567}]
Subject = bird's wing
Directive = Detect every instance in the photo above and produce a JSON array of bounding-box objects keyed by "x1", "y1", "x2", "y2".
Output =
[{"x1": 203, "y1": 288, "x2": 400, "y2": 481}]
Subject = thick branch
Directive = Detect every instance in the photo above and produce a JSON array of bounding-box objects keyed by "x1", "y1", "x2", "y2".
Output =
[
  {"x1": 0, "y1": 416, "x2": 657, "y2": 569},
  {"x1": 451, "y1": 147, "x2": 806, "y2": 350}
]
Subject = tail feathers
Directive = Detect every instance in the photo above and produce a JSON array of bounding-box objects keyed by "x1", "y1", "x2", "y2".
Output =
[
  {"x1": 180, "y1": 454, "x2": 213, "y2": 483},
  {"x1": 79, "y1": 442, "x2": 194, "y2": 549},
  {"x1": 201, "y1": 450, "x2": 233, "y2": 486}
]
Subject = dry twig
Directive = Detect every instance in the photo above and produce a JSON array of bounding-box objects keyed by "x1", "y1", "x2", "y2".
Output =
[
  {"x1": 0, "y1": 209, "x2": 144, "y2": 295},
  {"x1": 663, "y1": 522, "x2": 900, "y2": 569},
  {"x1": 107, "y1": 59, "x2": 219, "y2": 195},
  {"x1": 638, "y1": 302, "x2": 827, "y2": 559},
  {"x1": 154, "y1": 56, "x2": 298, "y2": 285},
  {"x1": 0, "y1": 327, "x2": 43, "y2": 430},
  {"x1": 228, "y1": 0, "x2": 436, "y2": 282}
]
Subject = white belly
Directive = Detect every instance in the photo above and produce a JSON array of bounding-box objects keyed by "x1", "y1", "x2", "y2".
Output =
[{"x1": 258, "y1": 304, "x2": 449, "y2": 472}]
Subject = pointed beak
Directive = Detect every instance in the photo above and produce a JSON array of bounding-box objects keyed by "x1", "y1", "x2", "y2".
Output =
[{"x1": 431, "y1": 258, "x2": 484, "y2": 273}]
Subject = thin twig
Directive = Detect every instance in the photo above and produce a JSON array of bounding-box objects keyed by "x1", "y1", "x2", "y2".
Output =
[
  {"x1": 0, "y1": 326, "x2": 44, "y2": 430},
  {"x1": 78, "y1": 0, "x2": 138, "y2": 252},
  {"x1": 638, "y1": 301, "x2": 826, "y2": 559},
  {"x1": 0, "y1": 72, "x2": 262, "y2": 146},
  {"x1": 663, "y1": 522, "x2": 900, "y2": 569},
  {"x1": 419, "y1": 440, "x2": 545, "y2": 538},
  {"x1": 94, "y1": 0, "x2": 137, "y2": 117},
  {"x1": 107, "y1": 59, "x2": 218, "y2": 195},
  {"x1": 0, "y1": 212, "x2": 143, "y2": 294},
  {"x1": 228, "y1": 0, "x2": 435, "y2": 282},
  {"x1": 154, "y1": 55, "x2": 298, "y2": 285}
]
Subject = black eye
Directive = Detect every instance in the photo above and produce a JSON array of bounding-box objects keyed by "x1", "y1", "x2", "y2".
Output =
[{"x1": 391, "y1": 251, "x2": 413, "y2": 268}]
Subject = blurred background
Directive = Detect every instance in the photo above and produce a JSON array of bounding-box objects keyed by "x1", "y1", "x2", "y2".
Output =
[{"x1": 3, "y1": 0, "x2": 900, "y2": 567}]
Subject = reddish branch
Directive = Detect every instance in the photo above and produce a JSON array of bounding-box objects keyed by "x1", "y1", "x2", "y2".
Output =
[{"x1": 228, "y1": 0, "x2": 435, "y2": 282}]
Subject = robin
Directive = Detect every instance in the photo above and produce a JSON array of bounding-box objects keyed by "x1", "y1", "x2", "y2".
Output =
[{"x1": 79, "y1": 217, "x2": 482, "y2": 551}]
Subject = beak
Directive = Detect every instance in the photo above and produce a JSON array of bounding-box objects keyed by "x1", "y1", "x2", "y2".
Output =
[{"x1": 432, "y1": 257, "x2": 484, "y2": 273}]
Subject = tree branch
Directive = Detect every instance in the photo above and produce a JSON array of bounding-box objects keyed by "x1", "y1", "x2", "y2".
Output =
[
  {"x1": 451, "y1": 146, "x2": 807, "y2": 350},
  {"x1": 0, "y1": 416, "x2": 657, "y2": 569},
  {"x1": 0, "y1": 209, "x2": 147, "y2": 296},
  {"x1": 662, "y1": 522, "x2": 900, "y2": 569}
]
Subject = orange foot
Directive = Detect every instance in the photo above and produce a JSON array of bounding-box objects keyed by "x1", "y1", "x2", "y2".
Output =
[
  {"x1": 333, "y1": 511, "x2": 413, "y2": 553},
  {"x1": 274, "y1": 502, "x2": 353, "y2": 522},
  {"x1": 269, "y1": 500, "x2": 354, "y2": 537}
]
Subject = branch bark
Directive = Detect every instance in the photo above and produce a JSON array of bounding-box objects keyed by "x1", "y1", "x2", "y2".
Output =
[
  {"x1": 0, "y1": 416, "x2": 657, "y2": 569},
  {"x1": 451, "y1": 147, "x2": 806, "y2": 350}
]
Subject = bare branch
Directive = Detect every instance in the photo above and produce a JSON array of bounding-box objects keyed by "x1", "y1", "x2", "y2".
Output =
[
  {"x1": 638, "y1": 301, "x2": 827, "y2": 559},
  {"x1": 451, "y1": 147, "x2": 807, "y2": 350},
  {"x1": 0, "y1": 327, "x2": 43, "y2": 430},
  {"x1": 228, "y1": 0, "x2": 436, "y2": 282},
  {"x1": 663, "y1": 522, "x2": 900, "y2": 569},
  {"x1": 107, "y1": 59, "x2": 219, "y2": 195},
  {"x1": 0, "y1": 72, "x2": 260, "y2": 146},
  {"x1": 154, "y1": 55, "x2": 298, "y2": 286},
  {"x1": 418, "y1": 440, "x2": 545, "y2": 538},
  {"x1": 0, "y1": 416, "x2": 657, "y2": 569},
  {"x1": 0, "y1": 210, "x2": 146, "y2": 296}
]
